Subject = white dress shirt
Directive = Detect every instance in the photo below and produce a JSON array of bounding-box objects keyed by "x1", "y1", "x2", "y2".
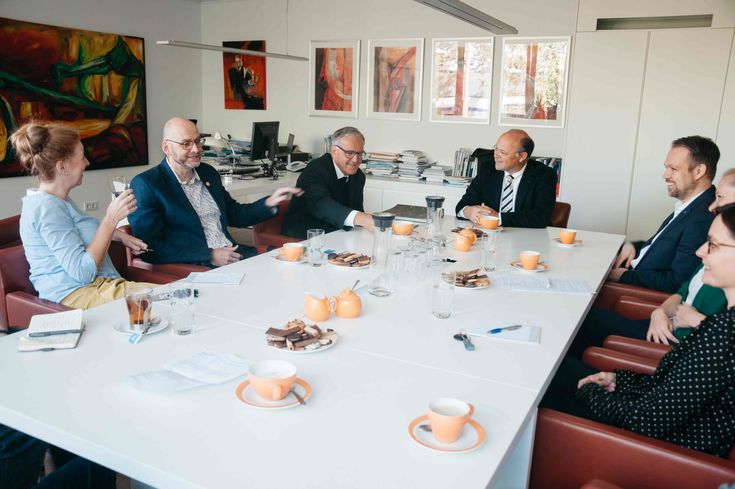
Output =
[
  {"x1": 459, "y1": 163, "x2": 527, "y2": 225},
  {"x1": 334, "y1": 162, "x2": 358, "y2": 227}
]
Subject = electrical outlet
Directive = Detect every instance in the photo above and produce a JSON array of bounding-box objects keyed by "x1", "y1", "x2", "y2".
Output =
[{"x1": 84, "y1": 201, "x2": 99, "y2": 212}]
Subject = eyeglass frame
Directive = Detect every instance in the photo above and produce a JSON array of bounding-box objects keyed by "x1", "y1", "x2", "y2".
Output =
[
  {"x1": 334, "y1": 144, "x2": 367, "y2": 160},
  {"x1": 166, "y1": 137, "x2": 207, "y2": 149},
  {"x1": 706, "y1": 237, "x2": 735, "y2": 254},
  {"x1": 492, "y1": 145, "x2": 523, "y2": 157}
]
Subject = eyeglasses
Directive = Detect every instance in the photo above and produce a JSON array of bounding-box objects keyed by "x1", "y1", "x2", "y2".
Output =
[
  {"x1": 335, "y1": 145, "x2": 367, "y2": 160},
  {"x1": 492, "y1": 145, "x2": 521, "y2": 157},
  {"x1": 706, "y1": 238, "x2": 735, "y2": 254},
  {"x1": 166, "y1": 138, "x2": 206, "y2": 149}
]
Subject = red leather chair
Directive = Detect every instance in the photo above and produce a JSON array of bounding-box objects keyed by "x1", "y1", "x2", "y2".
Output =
[
  {"x1": 551, "y1": 201, "x2": 571, "y2": 228},
  {"x1": 530, "y1": 408, "x2": 735, "y2": 489},
  {"x1": 116, "y1": 225, "x2": 208, "y2": 278},
  {"x1": 252, "y1": 201, "x2": 294, "y2": 255},
  {"x1": 0, "y1": 244, "x2": 177, "y2": 330},
  {"x1": 593, "y1": 281, "x2": 669, "y2": 313},
  {"x1": 0, "y1": 214, "x2": 21, "y2": 249}
]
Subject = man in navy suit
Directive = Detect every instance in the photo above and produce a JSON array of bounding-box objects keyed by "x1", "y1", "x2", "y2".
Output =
[
  {"x1": 129, "y1": 117, "x2": 301, "y2": 267},
  {"x1": 455, "y1": 129, "x2": 557, "y2": 228},
  {"x1": 609, "y1": 135, "x2": 718, "y2": 293}
]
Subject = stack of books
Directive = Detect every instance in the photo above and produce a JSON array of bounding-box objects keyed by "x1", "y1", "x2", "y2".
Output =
[
  {"x1": 453, "y1": 148, "x2": 478, "y2": 178},
  {"x1": 364, "y1": 151, "x2": 400, "y2": 177},
  {"x1": 444, "y1": 175, "x2": 472, "y2": 187},
  {"x1": 422, "y1": 165, "x2": 452, "y2": 183},
  {"x1": 398, "y1": 150, "x2": 430, "y2": 181}
]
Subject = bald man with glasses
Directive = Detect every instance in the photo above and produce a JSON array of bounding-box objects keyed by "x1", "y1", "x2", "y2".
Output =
[
  {"x1": 455, "y1": 129, "x2": 557, "y2": 228},
  {"x1": 282, "y1": 126, "x2": 374, "y2": 239}
]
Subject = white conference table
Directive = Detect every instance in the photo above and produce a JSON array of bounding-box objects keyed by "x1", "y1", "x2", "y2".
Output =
[{"x1": 0, "y1": 218, "x2": 624, "y2": 489}]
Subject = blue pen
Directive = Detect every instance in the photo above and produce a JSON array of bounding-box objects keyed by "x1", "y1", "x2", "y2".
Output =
[
  {"x1": 487, "y1": 325, "x2": 522, "y2": 334},
  {"x1": 28, "y1": 329, "x2": 83, "y2": 338}
]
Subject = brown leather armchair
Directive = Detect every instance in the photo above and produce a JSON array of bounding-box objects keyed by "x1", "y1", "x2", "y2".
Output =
[
  {"x1": 530, "y1": 408, "x2": 735, "y2": 489},
  {"x1": 602, "y1": 335, "x2": 670, "y2": 362},
  {"x1": 582, "y1": 345, "x2": 658, "y2": 375},
  {"x1": 252, "y1": 201, "x2": 293, "y2": 255},
  {"x1": 593, "y1": 281, "x2": 669, "y2": 312},
  {"x1": 0, "y1": 214, "x2": 21, "y2": 249},
  {"x1": 116, "y1": 225, "x2": 208, "y2": 278},
  {"x1": 551, "y1": 201, "x2": 571, "y2": 228}
]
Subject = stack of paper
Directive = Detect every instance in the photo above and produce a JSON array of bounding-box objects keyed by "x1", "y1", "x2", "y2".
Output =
[
  {"x1": 18, "y1": 309, "x2": 84, "y2": 352},
  {"x1": 398, "y1": 150, "x2": 431, "y2": 180},
  {"x1": 185, "y1": 272, "x2": 244, "y2": 285},
  {"x1": 422, "y1": 165, "x2": 452, "y2": 183}
]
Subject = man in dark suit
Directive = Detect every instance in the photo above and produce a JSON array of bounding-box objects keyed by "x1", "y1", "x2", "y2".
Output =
[
  {"x1": 609, "y1": 135, "x2": 718, "y2": 293},
  {"x1": 455, "y1": 129, "x2": 557, "y2": 228},
  {"x1": 129, "y1": 117, "x2": 301, "y2": 267},
  {"x1": 281, "y1": 127, "x2": 373, "y2": 239}
]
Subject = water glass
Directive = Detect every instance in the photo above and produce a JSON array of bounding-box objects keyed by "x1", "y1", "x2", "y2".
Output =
[
  {"x1": 108, "y1": 176, "x2": 130, "y2": 198},
  {"x1": 307, "y1": 229, "x2": 325, "y2": 267},
  {"x1": 124, "y1": 285, "x2": 152, "y2": 332},
  {"x1": 432, "y1": 270, "x2": 455, "y2": 319},
  {"x1": 387, "y1": 250, "x2": 404, "y2": 291},
  {"x1": 170, "y1": 283, "x2": 195, "y2": 335},
  {"x1": 481, "y1": 233, "x2": 497, "y2": 272}
]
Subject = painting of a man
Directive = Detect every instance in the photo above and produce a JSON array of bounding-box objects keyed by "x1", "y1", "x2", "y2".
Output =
[{"x1": 223, "y1": 41, "x2": 266, "y2": 110}]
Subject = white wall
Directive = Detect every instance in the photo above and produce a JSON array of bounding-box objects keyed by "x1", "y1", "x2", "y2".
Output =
[
  {"x1": 0, "y1": 0, "x2": 202, "y2": 219},
  {"x1": 199, "y1": 0, "x2": 577, "y2": 165}
]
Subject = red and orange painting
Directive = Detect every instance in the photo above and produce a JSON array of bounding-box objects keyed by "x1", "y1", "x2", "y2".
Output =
[
  {"x1": 223, "y1": 40, "x2": 266, "y2": 110},
  {"x1": 0, "y1": 17, "x2": 148, "y2": 178}
]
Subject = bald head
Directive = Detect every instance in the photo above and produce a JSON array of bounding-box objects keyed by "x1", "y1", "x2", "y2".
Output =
[
  {"x1": 494, "y1": 129, "x2": 535, "y2": 173},
  {"x1": 163, "y1": 117, "x2": 197, "y2": 141},
  {"x1": 162, "y1": 117, "x2": 203, "y2": 174}
]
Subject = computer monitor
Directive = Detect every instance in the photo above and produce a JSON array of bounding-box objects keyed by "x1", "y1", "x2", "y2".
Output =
[{"x1": 250, "y1": 121, "x2": 279, "y2": 160}]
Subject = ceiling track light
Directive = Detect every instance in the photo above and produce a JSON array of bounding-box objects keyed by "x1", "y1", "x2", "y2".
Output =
[
  {"x1": 413, "y1": 0, "x2": 518, "y2": 35},
  {"x1": 156, "y1": 40, "x2": 308, "y2": 62}
]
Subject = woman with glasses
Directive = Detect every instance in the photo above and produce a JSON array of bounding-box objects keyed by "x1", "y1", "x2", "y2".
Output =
[
  {"x1": 541, "y1": 203, "x2": 735, "y2": 457},
  {"x1": 10, "y1": 122, "x2": 149, "y2": 310}
]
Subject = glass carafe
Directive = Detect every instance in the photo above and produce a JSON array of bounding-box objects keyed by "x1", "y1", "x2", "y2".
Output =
[
  {"x1": 369, "y1": 212, "x2": 395, "y2": 297},
  {"x1": 426, "y1": 195, "x2": 446, "y2": 241}
]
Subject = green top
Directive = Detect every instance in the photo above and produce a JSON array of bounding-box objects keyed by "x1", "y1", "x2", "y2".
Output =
[{"x1": 674, "y1": 264, "x2": 728, "y2": 340}]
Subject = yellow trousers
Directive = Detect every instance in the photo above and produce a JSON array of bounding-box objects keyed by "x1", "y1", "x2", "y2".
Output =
[{"x1": 59, "y1": 277, "x2": 154, "y2": 310}]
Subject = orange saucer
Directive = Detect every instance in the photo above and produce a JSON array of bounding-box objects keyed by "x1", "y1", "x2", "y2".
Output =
[
  {"x1": 408, "y1": 414, "x2": 486, "y2": 453},
  {"x1": 235, "y1": 378, "x2": 312, "y2": 409},
  {"x1": 510, "y1": 261, "x2": 550, "y2": 273}
]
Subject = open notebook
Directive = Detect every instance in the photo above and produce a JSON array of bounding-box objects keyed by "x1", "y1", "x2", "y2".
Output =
[{"x1": 18, "y1": 309, "x2": 84, "y2": 352}]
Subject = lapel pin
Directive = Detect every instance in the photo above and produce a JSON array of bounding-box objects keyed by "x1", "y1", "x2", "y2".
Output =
[{"x1": 205, "y1": 181, "x2": 211, "y2": 187}]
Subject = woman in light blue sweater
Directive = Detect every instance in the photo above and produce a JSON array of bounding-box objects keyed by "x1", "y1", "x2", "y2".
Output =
[{"x1": 11, "y1": 122, "x2": 149, "y2": 309}]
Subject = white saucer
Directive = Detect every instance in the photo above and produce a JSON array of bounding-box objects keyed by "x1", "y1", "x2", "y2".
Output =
[
  {"x1": 552, "y1": 238, "x2": 582, "y2": 248},
  {"x1": 510, "y1": 261, "x2": 549, "y2": 273},
  {"x1": 235, "y1": 378, "x2": 312, "y2": 409},
  {"x1": 113, "y1": 319, "x2": 169, "y2": 336},
  {"x1": 408, "y1": 415, "x2": 486, "y2": 453},
  {"x1": 477, "y1": 226, "x2": 504, "y2": 233},
  {"x1": 274, "y1": 254, "x2": 307, "y2": 264}
]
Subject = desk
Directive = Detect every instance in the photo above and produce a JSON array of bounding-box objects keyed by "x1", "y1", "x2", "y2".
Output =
[{"x1": 0, "y1": 219, "x2": 624, "y2": 488}]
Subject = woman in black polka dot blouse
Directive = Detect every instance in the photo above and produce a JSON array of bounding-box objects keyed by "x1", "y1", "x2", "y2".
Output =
[{"x1": 543, "y1": 203, "x2": 735, "y2": 457}]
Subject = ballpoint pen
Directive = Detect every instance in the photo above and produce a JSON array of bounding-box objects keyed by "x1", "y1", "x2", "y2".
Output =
[
  {"x1": 487, "y1": 325, "x2": 522, "y2": 334},
  {"x1": 28, "y1": 329, "x2": 83, "y2": 337}
]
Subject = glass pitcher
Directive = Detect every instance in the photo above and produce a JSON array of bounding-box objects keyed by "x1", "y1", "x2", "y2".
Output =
[
  {"x1": 368, "y1": 212, "x2": 395, "y2": 297},
  {"x1": 426, "y1": 195, "x2": 446, "y2": 241}
]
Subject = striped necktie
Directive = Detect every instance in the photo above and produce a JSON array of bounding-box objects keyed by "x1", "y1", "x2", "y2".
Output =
[{"x1": 500, "y1": 174, "x2": 514, "y2": 213}]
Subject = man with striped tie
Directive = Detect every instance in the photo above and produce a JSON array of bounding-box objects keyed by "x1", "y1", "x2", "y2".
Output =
[{"x1": 455, "y1": 129, "x2": 557, "y2": 228}]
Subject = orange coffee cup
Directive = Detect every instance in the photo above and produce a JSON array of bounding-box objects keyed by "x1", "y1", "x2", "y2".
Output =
[
  {"x1": 519, "y1": 250, "x2": 541, "y2": 270},
  {"x1": 427, "y1": 398, "x2": 475, "y2": 443},
  {"x1": 559, "y1": 229, "x2": 577, "y2": 245},
  {"x1": 304, "y1": 293, "x2": 336, "y2": 322},
  {"x1": 459, "y1": 228, "x2": 477, "y2": 245},
  {"x1": 392, "y1": 220, "x2": 414, "y2": 236},
  {"x1": 454, "y1": 233, "x2": 473, "y2": 252},
  {"x1": 478, "y1": 215, "x2": 499, "y2": 230},
  {"x1": 281, "y1": 243, "x2": 304, "y2": 261},
  {"x1": 248, "y1": 360, "x2": 297, "y2": 401}
]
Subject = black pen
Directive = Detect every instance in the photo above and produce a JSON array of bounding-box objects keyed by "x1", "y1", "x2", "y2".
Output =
[{"x1": 28, "y1": 329, "x2": 83, "y2": 338}]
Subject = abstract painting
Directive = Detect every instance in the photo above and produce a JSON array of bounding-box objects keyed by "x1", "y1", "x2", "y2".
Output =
[
  {"x1": 499, "y1": 37, "x2": 570, "y2": 128},
  {"x1": 309, "y1": 40, "x2": 359, "y2": 118},
  {"x1": 367, "y1": 39, "x2": 423, "y2": 121},
  {"x1": 223, "y1": 40, "x2": 266, "y2": 110},
  {"x1": 0, "y1": 17, "x2": 148, "y2": 178},
  {"x1": 430, "y1": 38, "x2": 493, "y2": 124}
]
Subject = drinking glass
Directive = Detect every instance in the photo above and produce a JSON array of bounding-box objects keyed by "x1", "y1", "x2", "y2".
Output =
[
  {"x1": 125, "y1": 285, "x2": 152, "y2": 332},
  {"x1": 387, "y1": 250, "x2": 404, "y2": 291},
  {"x1": 170, "y1": 282, "x2": 195, "y2": 335},
  {"x1": 307, "y1": 229, "x2": 325, "y2": 267},
  {"x1": 108, "y1": 176, "x2": 130, "y2": 198},
  {"x1": 481, "y1": 232, "x2": 497, "y2": 272},
  {"x1": 432, "y1": 270, "x2": 455, "y2": 319}
]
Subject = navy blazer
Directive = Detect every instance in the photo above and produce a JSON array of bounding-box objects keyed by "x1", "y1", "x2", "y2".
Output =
[
  {"x1": 620, "y1": 186, "x2": 715, "y2": 293},
  {"x1": 281, "y1": 153, "x2": 365, "y2": 239},
  {"x1": 455, "y1": 150, "x2": 557, "y2": 228},
  {"x1": 129, "y1": 159, "x2": 274, "y2": 265}
]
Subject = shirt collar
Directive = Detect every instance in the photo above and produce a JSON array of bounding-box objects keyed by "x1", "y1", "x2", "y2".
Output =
[
  {"x1": 505, "y1": 163, "x2": 527, "y2": 180},
  {"x1": 333, "y1": 161, "x2": 347, "y2": 181},
  {"x1": 166, "y1": 157, "x2": 200, "y2": 185},
  {"x1": 675, "y1": 188, "x2": 706, "y2": 215}
]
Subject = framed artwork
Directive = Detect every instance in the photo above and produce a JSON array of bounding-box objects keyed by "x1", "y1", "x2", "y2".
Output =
[
  {"x1": 309, "y1": 40, "x2": 360, "y2": 118},
  {"x1": 430, "y1": 37, "x2": 493, "y2": 124},
  {"x1": 498, "y1": 36, "x2": 571, "y2": 128},
  {"x1": 367, "y1": 38, "x2": 423, "y2": 121},
  {"x1": 0, "y1": 17, "x2": 148, "y2": 178},
  {"x1": 223, "y1": 40, "x2": 266, "y2": 110}
]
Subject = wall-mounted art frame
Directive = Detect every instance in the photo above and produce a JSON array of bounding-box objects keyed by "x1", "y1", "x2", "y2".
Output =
[
  {"x1": 0, "y1": 17, "x2": 148, "y2": 178},
  {"x1": 430, "y1": 37, "x2": 493, "y2": 124},
  {"x1": 498, "y1": 36, "x2": 571, "y2": 128},
  {"x1": 223, "y1": 40, "x2": 266, "y2": 110},
  {"x1": 309, "y1": 40, "x2": 360, "y2": 118},
  {"x1": 367, "y1": 38, "x2": 423, "y2": 121}
]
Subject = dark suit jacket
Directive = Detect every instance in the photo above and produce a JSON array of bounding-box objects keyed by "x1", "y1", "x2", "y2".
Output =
[
  {"x1": 619, "y1": 185, "x2": 715, "y2": 293},
  {"x1": 455, "y1": 149, "x2": 557, "y2": 228},
  {"x1": 281, "y1": 153, "x2": 365, "y2": 239},
  {"x1": 129, "y1": 159, "x2": 274, "y2": 265}
]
